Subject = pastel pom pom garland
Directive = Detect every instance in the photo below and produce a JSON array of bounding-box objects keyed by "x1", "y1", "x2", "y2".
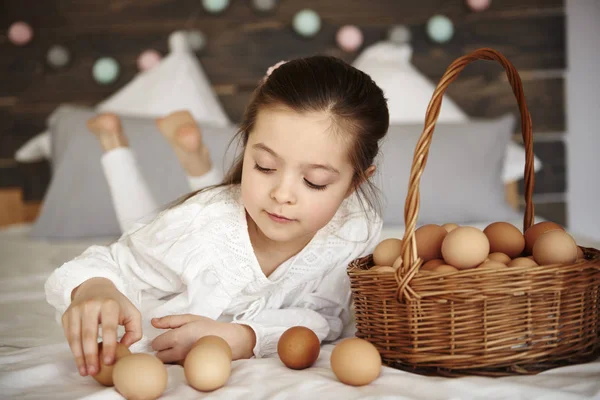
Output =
[
  {"x1": 466, "y1": 0, "x2": 491, "y2": 12},
  {"x1": 202, "y1": 0, "x2": 229, "y2": 14},
  {"x1": 293, "y1": 9, "x2": 321, "y2": 37},
  {"x1": 47, "y1": 45, "x2": 70, "y2": 68},
  {"x1": 426, "y1": 15, "x2": 454, "y2": 43},
  {"x1": 8, "y1": 21, "x2": 33, "y2": 46},
  {"x1": 336, "y1": 25, "x2": 363, "y2": 52},
  {"x1": 252, "y1": 0, "x2": 277, "y2": 13},
  {"x1": 186, "y1": 30, "x2": 207, "y2": 51},
  {"x1": 93, "y1": 57, "x2": 120, "y2": 85},
  {"x1": 137, "y1": 50, "x2": 162, "y2": 71}
]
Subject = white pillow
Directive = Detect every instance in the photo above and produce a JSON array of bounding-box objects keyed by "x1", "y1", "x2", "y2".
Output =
[
  {"x1": 96, "y1": 31, "x2": 231, "y2": 126},
  {"x1": 16, "y1": 30, "x2": 231, "y2": 163},
  {"x1": 352, "y1": 41, "x2": 542, "y2": 182},
  {"x1": 352, "y1": 41, "x2": 469, "y2": 123}
]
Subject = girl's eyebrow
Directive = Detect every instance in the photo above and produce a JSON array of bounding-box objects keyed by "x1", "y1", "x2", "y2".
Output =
[{"x1": 252, "y1": 142, "x2": 340, "y2": 175}]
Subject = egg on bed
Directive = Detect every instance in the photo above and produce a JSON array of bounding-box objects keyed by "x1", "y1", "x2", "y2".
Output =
[
  {"x1": 113, "y1": 353, "x2": 168, "y2": 400},
  {"x1": 92, "y1": 342, "x2": 131, "y2": 386}
]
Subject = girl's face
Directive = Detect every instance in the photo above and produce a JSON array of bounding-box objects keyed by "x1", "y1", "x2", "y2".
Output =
[{"x1": 241, "y1": 107, "x2": 355, "y2": 246}]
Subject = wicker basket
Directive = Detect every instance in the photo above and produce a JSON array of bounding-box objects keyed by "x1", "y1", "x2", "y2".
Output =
[{"x1": 348, "y1": 48, "x2": 600, "y2": 377}]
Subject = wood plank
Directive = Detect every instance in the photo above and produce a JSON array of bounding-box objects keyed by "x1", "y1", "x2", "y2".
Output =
[
  {"x1": 19, "y1": 162, "x2": 51, "y2": 202},
  {"x1": 519, "y1": 201, "x2": 566, "y2": 227},
  {"x1": 0, "y1": 166, "x2": 22, "y2": 188},
  {"x1": 211, "y1": 76, "x2": 565, "y2": 132},
  {"x1": 0, "y1": 188, "x2": 41, "y2": 227},
  {"x1": 446, "y1": 77, "x2": 565, "y2": 132},
  {"x1": 0, "y1": 188, "x2": 26, "y2": 227},
  {"x1": 0, "y1": 163, "x2": 50, "y2": 203},
  {"x1": 0, "y1": 0, "x2": 567, "y2": 204},
  {"x1": 0, "y1": 13, "x2": 565, "y2": 95},
  {"x1": 2, "y1": 0, "x2": 563, "y2": 31},
  {"x1": 517, "y1": 141, "x2": 566, "y2": 195}
]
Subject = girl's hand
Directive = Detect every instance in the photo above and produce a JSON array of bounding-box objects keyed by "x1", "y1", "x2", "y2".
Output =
[
  {"x1": 151, "y1": 314, "x2": 256, "y2": 363},
  {"x1": 62, "y1": 278, "x2": 142, "y2": 377}
]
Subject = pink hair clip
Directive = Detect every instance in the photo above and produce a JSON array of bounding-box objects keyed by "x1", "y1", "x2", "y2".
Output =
[{"x1": 264, "y1": 60, "x2": 287, "y2": 80}]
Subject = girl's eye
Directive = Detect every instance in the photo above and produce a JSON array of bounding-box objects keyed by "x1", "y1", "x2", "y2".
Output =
[
  {"x1": 255, "y1": 163, "x2": 327, "y2": 191},
  {"x1": 254, "y1": 163, "x2": 274, "y2": 173},
  {"x1": 304, "y1": 179, "x2": 328, "y2": 191}
]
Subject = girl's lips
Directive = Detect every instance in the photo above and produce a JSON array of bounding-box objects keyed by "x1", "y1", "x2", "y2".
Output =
[{"x1": 266, "y1": 212, "x2": 295, "y2": 223}]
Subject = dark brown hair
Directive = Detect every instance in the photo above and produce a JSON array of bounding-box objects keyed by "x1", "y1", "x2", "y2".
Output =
[{"x1": 179, "y1": 55, "x2": 389, "y2": 214}]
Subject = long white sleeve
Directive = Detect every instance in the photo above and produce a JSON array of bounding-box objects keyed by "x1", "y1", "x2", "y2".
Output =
[{"x1": 44, "y1": 190, "x2": 215, "y2": 317}]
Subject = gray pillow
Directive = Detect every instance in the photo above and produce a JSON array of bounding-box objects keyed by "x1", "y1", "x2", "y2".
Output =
[
  {"x1": 31, "y1": 105, "x2": 517, "y2": 239},
  {"x1": 375, "y1": 114, "x2": 520, "y2": 227},
  {"x1": 31, "y1": 105, "x2": 239, "y2": 239}
]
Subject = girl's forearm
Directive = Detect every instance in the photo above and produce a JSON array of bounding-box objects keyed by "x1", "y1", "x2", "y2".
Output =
[{"x1": 228, "y1": 324, "x2": 256, "y2": 360}]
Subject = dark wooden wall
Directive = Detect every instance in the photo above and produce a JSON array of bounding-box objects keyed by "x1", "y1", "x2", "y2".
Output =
[{"x1": 0, "y1": 0, "x2": 567, "y2": 223}]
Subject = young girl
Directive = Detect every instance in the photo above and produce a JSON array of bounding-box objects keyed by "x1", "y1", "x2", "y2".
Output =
[{"x1": 44, "y1": 55, "x2": 390, "y2": 379}]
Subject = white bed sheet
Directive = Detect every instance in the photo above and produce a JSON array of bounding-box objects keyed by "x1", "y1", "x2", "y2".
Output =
[{"x1": 1, "y1": 222, "x2": 599, "y2": 400}]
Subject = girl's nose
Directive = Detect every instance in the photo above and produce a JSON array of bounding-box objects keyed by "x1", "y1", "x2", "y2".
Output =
[{"x1": 270, "y1": 179, "x2": 296, "y2": 205}]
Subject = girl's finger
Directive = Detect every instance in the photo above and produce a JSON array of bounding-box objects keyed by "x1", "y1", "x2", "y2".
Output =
[
  {"x1": 120, "y1": 310, "x2": 143, "y2": 347},
  {"x1": 63, "y1": 310, "x2": 86, "y2": 376},
  {"x1": 151, "y1": 330, "x2": 176, "y2": 352},
  {"x1": 81, "y1": 305, "x2": 101, "y2": 375},
  {"x1": 151, "y1": 314, "x2": 197, "y2": 329},
  {"x1": 99, "y1": 301, "x2": 120, "y2": 365},
  {"x1": 155, "y1": 347, "x2": 184, "y2": 364}
]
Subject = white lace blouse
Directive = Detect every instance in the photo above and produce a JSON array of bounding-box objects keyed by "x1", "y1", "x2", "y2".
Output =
[{"x1": 44, "y1": 185, "x2": 382, "y2": 358}]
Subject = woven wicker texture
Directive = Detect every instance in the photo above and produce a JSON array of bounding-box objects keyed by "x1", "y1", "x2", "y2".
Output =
[{"x1": 348, "y1": 48, "x2": 600, "y2": 376}]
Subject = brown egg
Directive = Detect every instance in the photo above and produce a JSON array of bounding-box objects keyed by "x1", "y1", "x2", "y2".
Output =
[
  {"x1": 577, "y1": 246, "x2": 585, "y2": 260},
  {"x1": 523, "y1": 221, "x2": 565, "y2": 255},
  {"x1": 193, "y1": 335, "x2": 232, "y2": 360},
  {"x1": 442, "y1": 223, "x2": 459, "y2": 232},
  {"x1": 331, "y1": 338, "x2": 381, "y2": 386},
  {"x1": 415, "y1": 224, "x2": 448, "y2": 262},
  {"x1": 185, "y1": 339, "x2": 232, "y2": 392},
  {"x1": 487, "y1": 252, "x2": 511, "y2": 264},
  {"x1": 113, "y1": 353, "x2": 168, "y2": 400},
  {"x1": 483, "y1": 222, "x2": 525, "y2": 258},
  {"x1": 508, "y1": 257, "x2": 539, "y2": 268},
  {"x1": 420, "y1": 259, "x2": 445, "y2": 271},
  {"x1": 277, "y1": 326, "x2": 320, "y2": 370},
  {"x1": 432, "y1": 264, "x2": 459, "y2": 273},
  {"x1": 92, "y1": 342, "x2": 131, "y2": 386},
  {"x1": 373, "y1": 238, "x2": 403, "y2": 267},
  {"x1": 392, "y1": 256, "x2": 403, "y2": 270},
  {"x1": 441, "y1": 226, "x2": 490, "y2": 270},
  {"x1": 478, "y1": 261, "x2": 507, "y2": 269},
  {"x1": 532, "y1": 230, "x2": 578, "y2": 266}
]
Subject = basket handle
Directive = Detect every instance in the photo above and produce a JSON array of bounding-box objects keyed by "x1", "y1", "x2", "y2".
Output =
[{"x1": 396, "y1": 48, "x2": 535, "y2": 299}]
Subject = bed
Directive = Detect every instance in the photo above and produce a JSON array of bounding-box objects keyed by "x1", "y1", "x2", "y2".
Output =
[
  {"x1": 3, "y1": 30, "x2": 599, "y2": 399},
  {"x1": 1, "y1": 187, "x2": 600, "y2": 399}
]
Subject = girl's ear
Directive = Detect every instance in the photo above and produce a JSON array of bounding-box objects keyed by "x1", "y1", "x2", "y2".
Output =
[
  {"x1": 345, "y1": 165, "x2": 377, "y2": 199},
  {"x1": 365, "y1": 165, "x2": 377, "y2": 179}
]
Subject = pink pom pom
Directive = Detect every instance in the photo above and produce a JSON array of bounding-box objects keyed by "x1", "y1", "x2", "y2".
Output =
[
  {"x1": 137, "y1": 50, "x2": 162, "y2": 71},
  {"x1": 336, "y1": 25, "x2": 363, "y2": 53},
  {"x1": 466, "y1": 0, "x2": 491, "y2": 12},
  {"x1": 8, "y1": 21, "x2": 33, "y2": 46}
]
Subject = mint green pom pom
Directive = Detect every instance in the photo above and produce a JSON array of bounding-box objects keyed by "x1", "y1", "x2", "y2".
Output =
[
  {"x1": 93, "y1": 57, "x2": 119, "y2": 85},
  {"x1": 427, "y1": 15, "x2": 454, "y2": 43},
  {"x1": 203, "y1": 0, "x2": 229, "y2": 14},
  {"x1": 293, "y1": 9, "x2": 321, "y2": 37}
]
